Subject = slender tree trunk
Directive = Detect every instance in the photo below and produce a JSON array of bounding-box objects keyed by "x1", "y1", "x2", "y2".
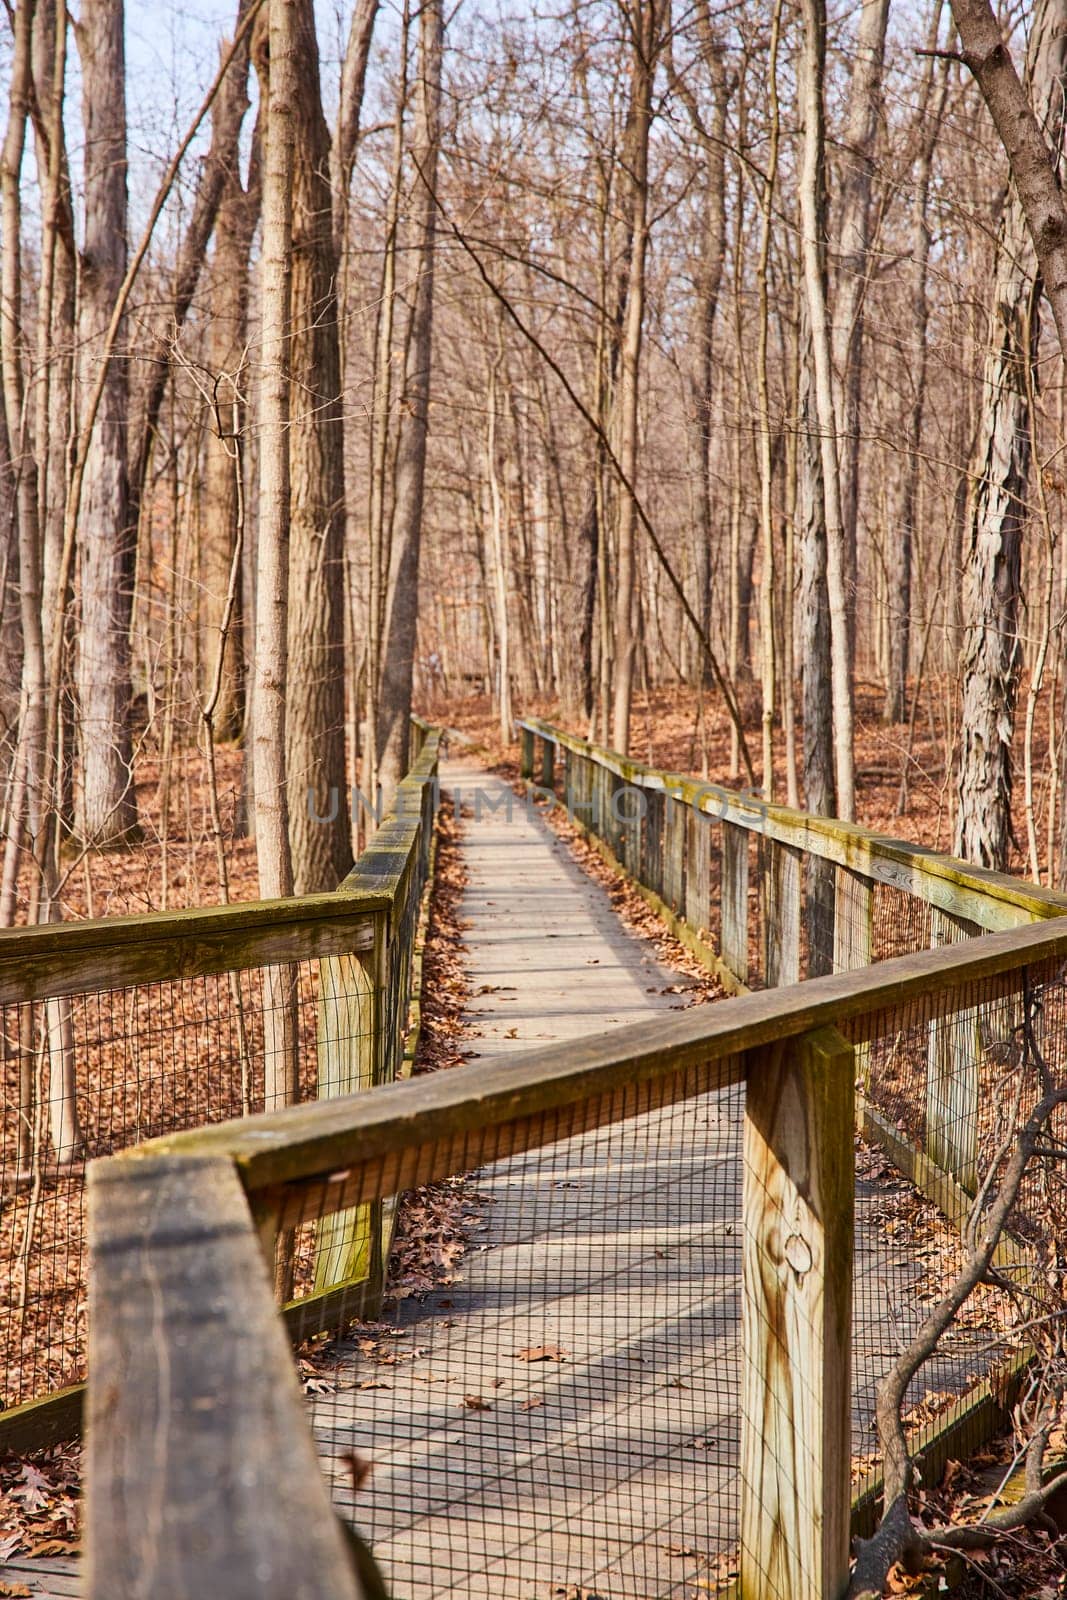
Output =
[
  {"x1": 756, "y1": 0, "x2": 784, "y2": 796},
  {"x1": 954, "y1": 0, "x2": 1067, "y2": 871},
  {"x1": 830, "y1": 0, "x2": 889, "y2": 665},
  {"x1": 798, "y1": 0, "x2": 854, "y2": 817},
  {"x1": 73, "y1": 0, "x2": 138, "y2": 846},
  {"x1": 252, "y1": 0, "x2": 295, "y2": 908},
  {"x1": 252, "y1": 0, "x2": 299, "y2": 1120},
  {"x1": 201, "y1": 125, "x2": 260, "y2": 743},
  {"x1": 377, "y1": 0, "x2": 443, "y2": 802},
  {"x1": 884, "y1": 4, "x2": 946, "y2": 724},
  {"x1": 284, "y1": 0, "x2": 351, "y2": 890},
  {"x1": 611, "y1": 0, "x2": 655, "y2": 752},
  {"x1": 674, "y1": 6, "x2": 729, "y2": 678}
]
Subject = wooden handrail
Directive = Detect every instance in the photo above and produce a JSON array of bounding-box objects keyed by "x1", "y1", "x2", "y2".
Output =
[
  {"x1": 0, "y1": 728, "x2": 443, "y2": 1004},
  {"x1": 132, "y1": 910, "x2": 1067, "y2": 1206},
  {"x1": 518, "y1": 716, "x2": 1067, "y2": 930}
]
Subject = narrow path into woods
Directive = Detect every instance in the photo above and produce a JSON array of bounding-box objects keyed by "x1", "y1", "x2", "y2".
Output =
[
  {"x1": 316, "y1": 760, "x2": 743, "y2": 1599},
  {"x1": 310, "y1": 758, "x2": 1005, "y2": 1600},
  {"x1": 446, "y1": 759, "x2": 689, "y2": 1056}
]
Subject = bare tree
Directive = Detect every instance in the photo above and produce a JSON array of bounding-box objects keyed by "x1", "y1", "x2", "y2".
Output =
[
  {"x1": 797, "y1": 0, "x2": 855, "y2": 818},
  {"x1": 954, "y1": 0, "x2": 1067, "y2": 872},
  {"x1": 284, "y1": 0, "x2": 352, "y2": 890},
  {"x1": 73, "y1": 0, "x2": 138, "y2": 846},
  {"x1": 376, "y1": 0, "x2": 444, "y2": 802},
  {"x1": 831, "y1": 0, "x2": 890, "y2": 663}
]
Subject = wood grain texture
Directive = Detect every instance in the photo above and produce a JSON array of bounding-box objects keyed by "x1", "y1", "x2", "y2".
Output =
[
  {"x1": 835, "y1": 867, "x2": 875, "y2": 1091},
  {"x1": 685, "y1": 805, "x2": 711, "y2": 933},
  {"x1": 926, "y1": 909, "x2": 982, "y2": 1189},
  {"x1": 0, "y1": 897, "x2": 380, "y2": 1006},
  {"x1": 86, "y1": 1152, "x2": 365, "y2": 1600},
  {"x1": 722, "y1": 821, "x2": 750, "y2": 985},
  {"x1": 141, "y1": 918, "x2": 1067, "y2": 1199},
  {"x1": 741, "y1": 1028, "x2": 854, "y2": 1600},
  {"x1": 313, "y1": 938, "x2": 380, "y2": 1292},
  {"x1": 663, "y1": 793, "x2": 687, "y2": 915},
  {"x1": 761, "y1": 839, "x2": 801, "y2": 989}
]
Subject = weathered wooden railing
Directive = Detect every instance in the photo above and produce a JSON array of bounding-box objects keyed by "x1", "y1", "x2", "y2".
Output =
[
  {"x1": 518, "y1": 716, "x2": 1067, "y2": 1190},
  {"x1": 0, "y1": 726, "x2": 442, "y2": 1449},
  {"x1": 85, "y1": 909, "x2": 1067, "y2": 1599}
]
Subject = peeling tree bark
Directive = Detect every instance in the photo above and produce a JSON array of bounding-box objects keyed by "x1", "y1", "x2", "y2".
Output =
[{"x1": 953, "y1": 0, "x2": 1067, "y2": 872}]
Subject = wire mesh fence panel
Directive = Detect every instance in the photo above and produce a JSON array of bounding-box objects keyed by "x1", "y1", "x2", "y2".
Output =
[
  {"x1": 0, "y1": 954, "x2": 382, "y2": 1412},
  {"x1": 292, "y1": 1083, "x2": 745, "y2": 1600}
]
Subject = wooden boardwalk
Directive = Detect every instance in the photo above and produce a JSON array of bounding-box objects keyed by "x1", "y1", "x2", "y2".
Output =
[
  {"x1": 2, "y1": 762, "x2": 1000, "y2": 1600},
  {"x1": 305, "y1": 764, "x2": 987, "y2": 1599}
]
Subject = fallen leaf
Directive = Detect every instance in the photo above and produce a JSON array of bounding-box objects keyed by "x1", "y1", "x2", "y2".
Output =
[
  {"x1": 0, "y1": 1583, "x2": 32, "y2": 1598},
  {"x1": 27, "y1": 1539, "x2": 79, "y2": 1557},
  {"x1": 521, "y1": 1395, "x2": 545, "y2": 1411},
  {"x1": 462, "y1": 1395, "x2": 491, "y2": 1410},
  {"x1": 516, "y1": 1345, "x2": 568, "y2": 1362}
]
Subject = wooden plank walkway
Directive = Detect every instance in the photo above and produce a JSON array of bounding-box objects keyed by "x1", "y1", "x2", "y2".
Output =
[
  {"x1": 0, "y1": 761, "x2": 1001, "y2": 1600},
  {"x1": 308, "y1": 762, "x2": 999, "y2": 1600}
]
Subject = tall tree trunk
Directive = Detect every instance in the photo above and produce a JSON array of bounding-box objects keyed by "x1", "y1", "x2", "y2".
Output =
[
  {"x1": 32, "y1": 0, "x2": 75, "y2": 837},
  {"x1": 284, "y1": 0, "x2": 351, "y2": 890},
  {"x1": 376, "y1": 0, "x2": 443, "y2": 803},
  {"x1": 611, "y1": 0, "x2": 656, "y2": 753},
  {"x1": 200, "y1": 125, "x2": 260, "y2": 743},
  {"x1": 252, "y1": 0, "x2": 295, "y2": 908},
  {"x1": 673, "y1": 6, "x2": 729, "y2": 679},
  {"x1": 884, "y1": 2, "x2": 946, "y2": 724},
  {"x1": 830, "y1": 0, "x2": 889, "y2": 665},
  {"x1": 73, "y1": 0, "x2": 138, "y2": 845},
  {"x1": 798, "y1": 0, "x2": 854, "y2": 817},
  {"x1": 252, "y1": 0, "x2": 298, "y2": 1117},
  {"x1": 954, "y1": 0, "x2": 1067, "y2": 870}
]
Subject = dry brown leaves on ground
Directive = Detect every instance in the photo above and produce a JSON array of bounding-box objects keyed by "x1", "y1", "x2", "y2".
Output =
[{"x1": 0, "y1": 1443, "x2": 80, "y2": 1560}]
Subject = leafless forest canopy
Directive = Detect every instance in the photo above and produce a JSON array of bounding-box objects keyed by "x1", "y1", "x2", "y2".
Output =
[{"x1": 1, "y1": 0, "x2": 1066, "y2": 916}]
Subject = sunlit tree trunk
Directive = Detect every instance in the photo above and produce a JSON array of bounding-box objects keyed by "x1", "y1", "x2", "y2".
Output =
[
  {"x1": 377, "y1": 0, "x2": 443, "y2": 803},
  {"x1": 830, "y1": 0, "x2": 889, "y2": 665},
  {"x1": 285, "y1": 0, "x2": 351, "y2": 890},
  {"x1": 954, "y1": 0, "x2": 1067, "y2": 871},
  {"x1": 611, "y1": 0, "x2": 655, "y2": 753},
  {"x1": 201, "y1": 125, "x2": 260, "y2": 744},
  {"x1": 884, "y1": 4, "x2": 947, "y2": 724},
  {"x1": 798, "y1": 0, "x2": 854, "y2": 817},
  {"x1": 73, "y1": 0, "x2": 137, "y2": 846}
]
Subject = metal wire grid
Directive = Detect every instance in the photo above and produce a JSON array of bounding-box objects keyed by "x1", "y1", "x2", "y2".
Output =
[
  {"x1": 307, "y1": 1083, "x2": 744, "y2": 1600},
  {"x1": 0, "y1": 956, "x2": 381, "y2": 1411},
  {"x1": 286, "y1": 1026, "x2": 1037, "y2": 1599}
]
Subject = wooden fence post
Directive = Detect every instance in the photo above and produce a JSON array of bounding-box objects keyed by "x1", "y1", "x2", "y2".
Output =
[
  {"x1": 313, "y1": 914, "x2": 386, "y2": 1297},
  {"x1": 761, "y1": 839, "x2": 802, "y2": 988},
  {"x1": 721, "y1": 821, "x2": 749, "y2": 985},
  {"x1": 520, "y1": 726, "x2": 535, "y2": 781},
  {"x1": 741, "y1": 1027, "x2": 854, "y2": 1600},
  {"x1": 926, "y1": 908, "x2": 981, "y2": 1189},
  {"x1": 663, "y1": 793, "x2": 687, "y2": 915},
  {"x1": 835, "y1": 866, "x2": 873, "y2": 1090},
  {"x1": 87, "y1": 1153, "x2": 367, "y2": 1600},
  {"x1": 643, "y1": 788, "x2": 664, "y2": 898},
  {"x1": 685, "y1": 804, "x2": 711, "y2": 933},
  {"x1": 541, "y1": 735, "x2": 555, "y2": 791}
]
